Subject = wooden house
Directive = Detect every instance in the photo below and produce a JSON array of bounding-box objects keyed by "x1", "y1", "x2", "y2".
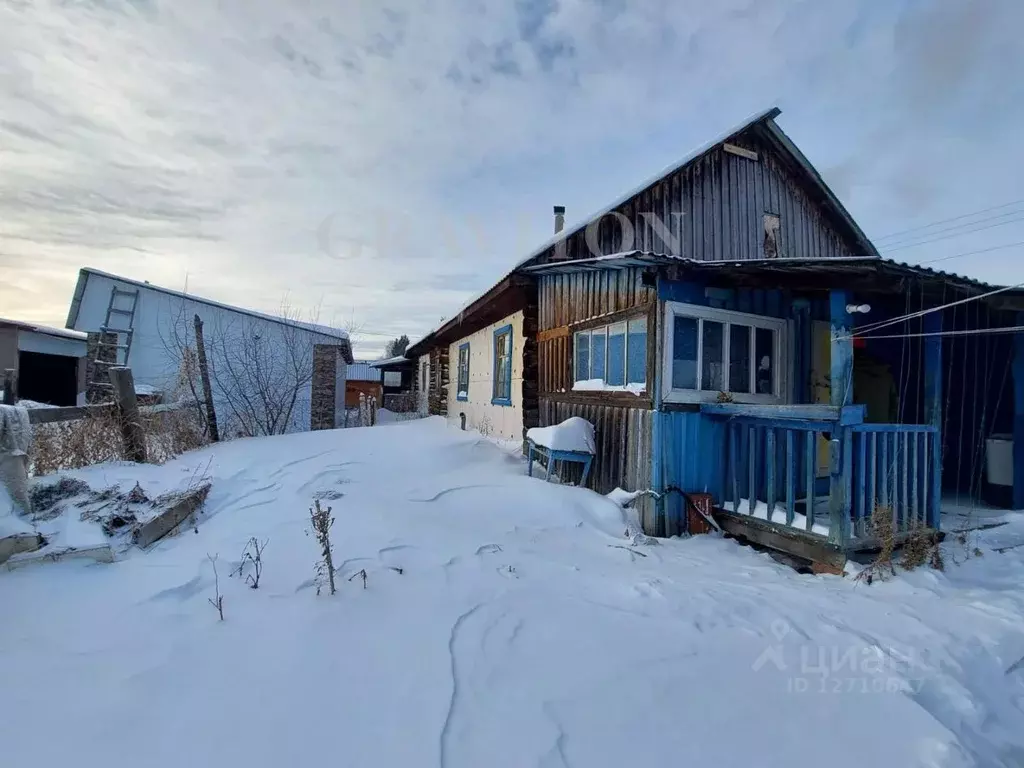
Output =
[
  {"x1": 407, "y1": 107, "x2": 1024, "y2": 568},
  {"x1": 406, "y1": 274, "x2": 536, "y2": 440}
]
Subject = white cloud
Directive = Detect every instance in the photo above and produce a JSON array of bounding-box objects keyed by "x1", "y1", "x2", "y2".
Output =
[{"x1": 1, "y1": 0, "x2": 1022, "y2": 355}]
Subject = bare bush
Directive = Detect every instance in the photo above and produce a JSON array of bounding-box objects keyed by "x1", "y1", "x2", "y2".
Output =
[
  {"x1": 207, "y1": 553, "x2": 225, "y2": 620},
  {"x1": 308, "y1": 499, "x2": 336, "y2": 596},
  {"x1": 856, "y1": 505, "x2": 897, "y2": 585},
  {"x1": 234, "y1": 536, "x2": 268, "y2": 589},
  {"x1": 29, "y1": 404, "x2": 208, "y2": 476}
]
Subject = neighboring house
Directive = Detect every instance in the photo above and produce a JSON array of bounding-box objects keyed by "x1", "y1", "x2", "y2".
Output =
[
  {"x1": 0, "y1": 318, "x2": 87, "y2": 406},
  {"x1": 405, "y1": 274, "x2": 535, "y2": 441},
  {"x1": 65, "y1": 268, "x2": 353, "y2": 434},
  {"x1": 370, "y1": 356, "x2": 417, "y2": 412},
  {"x1": 345, "y1": 361, "x2": 383, "y2": 408},
  {"x1": 405, "y1": 106, "x2": 1024, "y2": 569}
]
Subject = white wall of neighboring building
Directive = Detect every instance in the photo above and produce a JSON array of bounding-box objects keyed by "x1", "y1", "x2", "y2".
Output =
[
  {"x1": 446, "y1": 310, "x2": 524, "y2": 442},
  {"x1": 69, "y1": 271, "x2": 348, "y2": 433}
]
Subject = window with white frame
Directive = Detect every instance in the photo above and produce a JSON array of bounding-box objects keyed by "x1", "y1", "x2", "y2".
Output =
[
  {"x1": 662, "y1": 302, "x2": 788, "y2": 404},
  {"x1": 573, "y1": 317, "x2": 648, "y2": 391},
  {"x1": 456, "y1": 343, "x2": 470, "y2": 401}
]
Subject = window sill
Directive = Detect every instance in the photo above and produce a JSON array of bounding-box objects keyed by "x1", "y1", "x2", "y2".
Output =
[
  {"x1": 456, "y1": 395, "x2": 468, "y2": 402},
  {"x1": 491, "y1": 397, "x2": 512, "y2": 407},
  {"x1": 662, "y1": 390, "x2": 786, "y2": 406}
]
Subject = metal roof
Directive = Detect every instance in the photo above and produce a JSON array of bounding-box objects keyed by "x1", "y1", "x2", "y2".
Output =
[
  {"x1": 0, "y1": 316, "x2": 88, "y2": 342},
  {"x1": 66, "y1": 268, "x2": 353, "y2": 362},
  {"x1": 347, "y1": 361, "x2": 383, "y2": 382},
  {"x1": 524, "y1": 252, "x2": 1024, "y2": 304}
]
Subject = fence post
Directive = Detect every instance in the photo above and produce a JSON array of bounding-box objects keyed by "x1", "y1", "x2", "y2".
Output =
[
  {"x1": 108, "y1": 367, "x2": 148, "y2": 463},
  {"x1": 193, "y1": 315, "x2": 220, "y2": 442},
  {"x1": 2, "y1": 368, "x2": 16, "y2": 405}
]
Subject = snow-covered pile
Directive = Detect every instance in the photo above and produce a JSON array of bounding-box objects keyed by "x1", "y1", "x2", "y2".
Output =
[
  {"x1": 1, "y1": 418, "x2": 1024, "y2": 767},
  {"x1": 526, "y1": 416, "x2": 596, "y2": 453}
]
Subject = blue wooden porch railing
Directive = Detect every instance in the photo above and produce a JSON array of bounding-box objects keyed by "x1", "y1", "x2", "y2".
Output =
[{"x1": 701, "y1": 404, "x2": 941, "y2": 549}]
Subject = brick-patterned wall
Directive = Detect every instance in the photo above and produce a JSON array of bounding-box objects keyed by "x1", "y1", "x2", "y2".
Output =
[
  {"x1": 428, "y1": 347, "x2": 449, "y2": 416},
  {"x1": 310, "y1": 344, "x2": 338, "y2": 430}
]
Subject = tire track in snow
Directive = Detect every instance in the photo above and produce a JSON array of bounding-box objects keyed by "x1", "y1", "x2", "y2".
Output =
[
  {"x1": 439, "y1": 602, "x2": 484, "y2": 768},
  {"x1": 410, "y1": 485, "x2": 501, "y2": 503}
]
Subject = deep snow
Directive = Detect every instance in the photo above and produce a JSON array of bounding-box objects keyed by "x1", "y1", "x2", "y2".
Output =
[{"x1": 2, "y1": 418, "x2": 1024, "y2": 767}]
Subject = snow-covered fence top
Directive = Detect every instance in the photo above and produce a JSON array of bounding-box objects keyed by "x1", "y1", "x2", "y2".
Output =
[{"x1": 526, "y1": 417, "x2": 596, "y2": 454}]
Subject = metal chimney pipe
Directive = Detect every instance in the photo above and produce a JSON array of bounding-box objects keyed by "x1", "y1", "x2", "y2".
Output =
[{"x1": 553, "y1": 205, "x2": 565, "y2": 235}]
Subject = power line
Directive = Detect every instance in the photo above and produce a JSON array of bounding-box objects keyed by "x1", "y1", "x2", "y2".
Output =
[
  {"x1": 840, "y1": 279, "x2": 1024, "y2": 339},
  {"x1": 872, "y1": 198, "x2": 1024, "y2": 242},
  {"x1": 883, "y1": 215, "x2": 1024, "y2": 253},
  {"x1": 852, "y1": 325, "x2": 1024, "y2": 341},
  {"x1": 878, "y1": 210, "x2": 1024, "y2": 250},
  {"x1": 914, "y1": 240, "x2": 1024, "y2": 266}
]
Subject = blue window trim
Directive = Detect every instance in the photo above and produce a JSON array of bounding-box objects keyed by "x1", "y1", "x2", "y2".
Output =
[
  {"x1": 457, "y1": 342, "x2": 470, "y2": 401},
  {"x1": 491, "y1": 324, "x2": 513, "y2": 406}
]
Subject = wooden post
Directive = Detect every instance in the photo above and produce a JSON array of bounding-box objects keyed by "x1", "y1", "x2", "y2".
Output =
[
  {"x1": 108, "y1": 367, "x2": 148, "y2": 463},
  {"x1": 829, "y1": 290, "x2": 854, "y2": 408},
  {"x1": 2, "y1": 368, "x2": 16, "y2": 405},
  {"x1": 828, "y1": 290, "x2": 853, "y2": 546},
  {"x1": 923, "y1": 311, "x2": 944, "y2": 523},
  {"x1": 1013, "y1": 312, "x2": 1024, "y2": 510},
  {"x1": 193, "y1": 315, "x2": 220, "y2": 442}
]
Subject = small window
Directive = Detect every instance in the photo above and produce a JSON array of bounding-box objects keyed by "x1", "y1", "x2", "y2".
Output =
[
  {"x1": 383, "y1": 371, "x2": 402, "y2": 387},
  {"x1": 456, "y1": 343, "x2": 470, "y2": 401},
  {"x1": 663, "y1": 302, "x2": 787, "y2": 404},
  {"x1": 573, "y1": 316, "x2": 648, "y2": 392},
  {"x1": 492, "y1": 325, "x2": 513, "y2": 405},
  {"x1": 763, "y1": 213, "x2": 781, "y2": 259}
]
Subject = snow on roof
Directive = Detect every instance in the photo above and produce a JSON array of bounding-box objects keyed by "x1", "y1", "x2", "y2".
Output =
[
  {"x1": 0, "y1": 317, "x2": 87, "y2": 342},
  {"x1": 69, "y1": 268, "x2": 350, "y2": 343},
  {"x1": 370, "y1": 355, "x2": 409, "y2": 368}
]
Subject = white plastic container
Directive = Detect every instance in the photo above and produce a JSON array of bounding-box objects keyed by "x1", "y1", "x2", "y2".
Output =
[{"x1": 986, "y1": 434, "x2": 1014, "y2": 488}]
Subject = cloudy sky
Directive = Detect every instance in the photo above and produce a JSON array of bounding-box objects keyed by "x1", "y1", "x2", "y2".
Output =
[{"x1": 1, "y1": 0, "x2": 1022, "y2": 356}]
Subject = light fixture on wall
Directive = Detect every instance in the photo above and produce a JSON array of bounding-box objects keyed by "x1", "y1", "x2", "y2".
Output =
[{"x1": 846, "y1": 304, "x2": 872, "y2": 314}]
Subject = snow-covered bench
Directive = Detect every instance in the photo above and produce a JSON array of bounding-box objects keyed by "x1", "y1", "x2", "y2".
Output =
[{"x1": 525, "y1": 417, "x2": 596, "y2": 487}]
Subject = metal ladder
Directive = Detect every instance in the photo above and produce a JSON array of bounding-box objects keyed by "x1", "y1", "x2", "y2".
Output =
[{"x1": 97, "y1": 286, "x2": 139, "y2": 366}]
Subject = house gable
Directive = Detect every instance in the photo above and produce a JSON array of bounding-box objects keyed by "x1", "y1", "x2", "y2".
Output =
[{"x1": 525, "y1": 110, "x2": 876, "y2": 268}]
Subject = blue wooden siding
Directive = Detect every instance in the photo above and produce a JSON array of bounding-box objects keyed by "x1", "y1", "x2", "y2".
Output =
[{"x1": 660, "y1": 410, "x2": 726, "y2": 534}]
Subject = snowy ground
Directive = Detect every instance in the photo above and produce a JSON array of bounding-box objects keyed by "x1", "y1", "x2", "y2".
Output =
[{"x1": 2, "y1": 418, "x2": 1024, "y2": 767}]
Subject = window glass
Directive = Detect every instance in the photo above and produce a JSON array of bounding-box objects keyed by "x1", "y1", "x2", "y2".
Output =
[
  {"x1": 729, "y1": 324, "x2": 751, "y2": 394},
  {"x1": 627, "y1": 319, "x2": 647, "y2": 385},
  {"x1": 457, "y1": 344, "x2": 470, "y2": 395},
  {"x1": 574, "y1": 331, "x2": 590, "y2": 382},
  {"x1": 591, "y1": 328, "x2": 607, "y2": 382},
  {"x1": 606, "y1": 323, "x2": 626, "y2": 386},
  {"x1": 755, "y1": 327, "x2": 775, "y2": 395},
  {"x1": 672, "y1": 316, "x2": 699, "y2": 390},
  {"x1": 700, "y1": 320, "x2": 724, "y2": 391},
  {"x1": 493, "y1": 329, "x2": 512, "y2": 402}
]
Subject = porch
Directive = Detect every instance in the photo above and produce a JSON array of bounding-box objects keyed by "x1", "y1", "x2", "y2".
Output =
[
  {"x1": 697, "y1": 402, "x2": 938, "y2": 565},
  {"x1": 652, "y1": 257, "x2": 1024, "y2": 563}
]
